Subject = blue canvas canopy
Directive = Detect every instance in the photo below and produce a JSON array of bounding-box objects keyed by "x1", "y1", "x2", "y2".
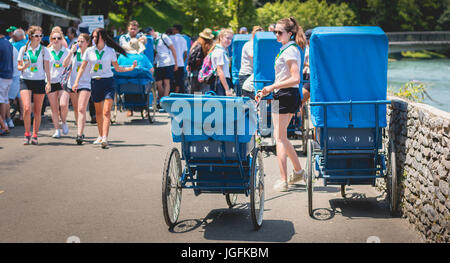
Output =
[
  {"x1": 309, "y1": 26, "x2": 389, "y2": 128},
  {"x1": 231, "y1": 34, "x2": 251, "y2": 87},
  {"x1": 253, "y1": 32, "x2": 305, "y2": 94},
  {"x1": 160, "y1": 94, "x2": 257, "y2": 143}
]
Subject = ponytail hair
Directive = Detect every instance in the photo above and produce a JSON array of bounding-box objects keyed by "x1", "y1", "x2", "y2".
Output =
[
  {"x1": 25, "y1": 25, "x2": 43, "y2": 52},
  {"x1": 92, "y1": 27, "x2": 127, "y2": 56},
  {"x1": 277, "y1": 17, "x2": 306, "y2": 50},
  {"x1": 207, "y1": 28, "x2": 233, "y2": 55}
]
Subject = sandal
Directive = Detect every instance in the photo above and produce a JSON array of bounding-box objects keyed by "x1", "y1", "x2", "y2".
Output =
[
  {"x1": 31, "y1": 136, "x2": 38, "y2": 145},
  {"x1": 23, "y1": 135, "x2": 31, "y2": 145}
]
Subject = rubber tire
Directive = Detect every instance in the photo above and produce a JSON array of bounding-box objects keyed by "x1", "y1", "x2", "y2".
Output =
[
  {"x1": 302, "y1": 105, "x2": 309, "y2": 155},
  {"x1": 225, "y1": 193, "x2": 238, "y2": 208},
  {"x1": 162, "y1": 147, "x2": 182, "y2": 228},
  {"x1": 388, "y1": 140, "x2": 398, "y2": 215},
  {"x1": 307, "y1": 139, "x2": 314, "y2": 217},
  {"x1": 250, "y1": 147, "x2": 264, "y2": 230}
]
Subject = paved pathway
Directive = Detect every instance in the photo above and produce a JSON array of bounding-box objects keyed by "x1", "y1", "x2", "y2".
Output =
[{"x1": 0, "y1": 110, "x2": 423, "y2": 243}]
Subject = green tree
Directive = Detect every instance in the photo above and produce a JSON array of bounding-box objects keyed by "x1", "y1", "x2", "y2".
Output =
[
  {"x1": 228, "y1": 0, "x2": 257, "y2": 32},
  {"x1": 256, "y1": 0, "x2": 357, "y2": 30}
]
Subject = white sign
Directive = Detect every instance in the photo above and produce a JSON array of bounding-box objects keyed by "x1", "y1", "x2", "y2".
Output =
[{"x1": 81, "y1": 15, "x2": 104, "y2": 33}]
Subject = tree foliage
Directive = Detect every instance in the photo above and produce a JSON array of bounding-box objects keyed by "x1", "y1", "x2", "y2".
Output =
[{"x1": 256, "y1": 0, "x2": 357, "y2": 30}]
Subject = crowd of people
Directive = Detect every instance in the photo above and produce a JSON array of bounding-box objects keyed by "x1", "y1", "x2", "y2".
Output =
[{"x1": 0, "y1": 17, "x2": 312, "y2": 192}]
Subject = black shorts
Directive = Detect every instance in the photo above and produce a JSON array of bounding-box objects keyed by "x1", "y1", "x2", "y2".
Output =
[
  {"x1": 155, "y1": 65, "x2": 174, "y2": 81},
  {"x1": 272, "y1": 88, "x2": 301, "y2": 114},
  {"x1": 19, "y1": 79, "x2": 46, "y2": 94},
  {"x1": 91, "y1": 77, "x2": 115, "y2": 103},
  {"x1": 173, "y1": 67, "x2": 185, "y2": 88},
  {"x1": 50, "y1": 83, "x2": 63, "y2": 93}
]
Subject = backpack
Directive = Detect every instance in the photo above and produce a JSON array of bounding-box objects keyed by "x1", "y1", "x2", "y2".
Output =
[
  {"x1": 198, "y1": 49, "x2": 216, "y2": 84},
  {"x1": 187, "y1": 43, "x2": 204, "y2": 71}
]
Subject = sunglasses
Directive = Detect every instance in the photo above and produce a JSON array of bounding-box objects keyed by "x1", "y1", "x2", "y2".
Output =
[
  {"x1": 52, "y1": 37, "x2": 62, "y2": 40},
  {"x1": 32, "y1": 34, "x2": 43, "y2": 38},
  {"x1": 273, "y1": 30, "x2": 285, "y2": 36}
]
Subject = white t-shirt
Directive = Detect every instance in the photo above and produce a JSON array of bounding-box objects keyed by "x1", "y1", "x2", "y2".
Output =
[
  {"x1": 239, "y1": 40, "x2": 253, "y2": 76},
  {"x1": 68, "y1": 49, "x2": 92, "y2": 90},
  {"x1": 18, "y1": 44, "x2": 51, "y2": 80},
  {"x1": 119, "y1": 32, "x2": 145, "y2": 47},
  {"x1": 274, "y1": 41, "x2": 301, "y2": 90},
  {"x1": 154, "y1": 33, "x2": 174, "y2": 68},
  {"x1": 82, "y1": 45, "x2": 117, "y2": 79},
  {"x1": 169, "y1": 34, "x2": 187, "y2": 67},
  {"x1": 48, "y1": 46, "x2": 69, "y2": 84},
  {"x1": 211, "y1": 44, "x2": 230, "y2": 79}
]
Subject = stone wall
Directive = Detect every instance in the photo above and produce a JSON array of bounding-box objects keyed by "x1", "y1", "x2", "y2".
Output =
[{"x1": 381, "y1": 96, "x2": 449, "y2": 243}]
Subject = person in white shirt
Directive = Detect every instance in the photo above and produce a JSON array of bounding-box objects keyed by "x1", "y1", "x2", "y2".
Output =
[
  {"x1": 62, "y1": 33, "x2": 92, "y2": 145},
  {"x1": 150, "y1": 30, "x2": 177, "y2": 104},
  {"x1": 119, "y1": 20, "x2": 147, "y2": 48},
  {"x1": 4, "y1": 44, "x2": 21, "y2": 128},
  {"x1": 209, "y1": 28, "x2": 234, "y2": 96},
  {"x1": 170, "y1": 24, "x2": 188, "y2": 93},
  {"x1": 72, "y1": 27, "x2": 137, "y2": 149},
  {"x1": 17, "y1": 25, "x2": 52, "y2": 145},
  {"x1": 47, "y1": 28, "x2": 69, "y2": 139},
  {"x1": 239, "y1": 26, "x2": 263, "y2": 98},
  {"x1": 256, "y1": 17, "x2": 307, "y2": 192}
]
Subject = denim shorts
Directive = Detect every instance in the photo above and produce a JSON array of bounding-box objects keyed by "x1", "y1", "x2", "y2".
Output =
[{"x1": 91, "y1": 77, "x2": 115, "y2": 103}]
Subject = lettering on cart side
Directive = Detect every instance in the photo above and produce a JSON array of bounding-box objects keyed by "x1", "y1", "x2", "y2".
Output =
[{"x1": 181, "y1": 247, "x2": 215, "y2": 261}]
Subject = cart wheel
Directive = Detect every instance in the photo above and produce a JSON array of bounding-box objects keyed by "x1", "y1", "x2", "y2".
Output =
[
  {"x1": 225, "y1": 193, "x2": 238, "y2": 208},
  {"x1": 250, "y1": 147, "x2": 264, "y2": 230},
  {"x1": 302, "y1": 105, "x2": 309, "y2": 155},
  {"x1": 341, "y1": 185, "x2": 346, "y2": 198},
  {"x1": 162, "y1": 147, "x2": 183, "y2": 228},
  {"x1": 151, "y1": 83, "x2": 158, "y2": 122},
  {"x1": 388, "y1": 140, "x2": 398, "y2": 215},
  {"x1": 306, "y1": 139, "x2": 314, "y2": 217}
]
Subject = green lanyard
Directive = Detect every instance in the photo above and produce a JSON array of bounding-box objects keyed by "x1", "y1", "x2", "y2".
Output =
[
  {"x1": 95, "y1": 49, "x2": 105, "y2": 60},
  {"x1": 94, "y1": 49, "x2": 105, "y2": 72},
  {"x1": 27, "y1": 46, "x2": 42, "y2": 64},
  {"x1": 51, "y1": 50, "x2": 64, "y2": 61},
  {"x1": 76, "y1": 51, "x2": 82, "y2": 62},
  {"x1": 274, "y1": 43, "x2": 297, "y2": 66}
]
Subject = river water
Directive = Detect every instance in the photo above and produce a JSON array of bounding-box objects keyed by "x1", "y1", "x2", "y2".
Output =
[{"x1": 387, "y1": 58, "x2": 450, "y2": 113}]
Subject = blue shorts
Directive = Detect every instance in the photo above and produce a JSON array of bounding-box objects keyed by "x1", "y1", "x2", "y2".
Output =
[
  {"x1": 155, "y1": 65, "x2": 174, "y2": 81},
  {"x1": 8, "y1": 76, "x2": 20, "y2": 99},
  {"x1": 91, "y1": 77, "x2": 115, "y2": 103}
]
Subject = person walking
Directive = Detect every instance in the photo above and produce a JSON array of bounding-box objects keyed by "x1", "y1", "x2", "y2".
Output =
[
  {"x1": 170, "y1": 24, "x2": 188, "y2": 93},
  {"x1": 72, "y1": 28, "x2": 137, "y2": 149},
  {"x1": 62, "y1": 33, "x2": 92, "y2": 145},
  {"x1": 209, "y1": 28, "x2": 234, "y2": 96},
  {"x1": 239, "y1": 26, "x2": 263, "y2": 98},
  {"x1": 150, "y1": 29, "x2": 177, "y2": 105},
  {"x1": 47, "y1": 28, "x2": 69, "y2": 138},
  {"x1": 256, "y1": 17, "x2": 307, "y2": 192},
  {"x1": 17, "y1": 25, "x2": 52, "y2": 145},
  {"x1": 0, "y1": 23, "x2": 14, "y2": 135},
  {"x1": 186, "y1": 28, "x2": 213, "y2": 94}
]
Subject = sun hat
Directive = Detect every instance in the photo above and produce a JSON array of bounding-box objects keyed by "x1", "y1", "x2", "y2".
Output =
[
  {"x1": 123, "y1": 38, "x2": 146, "y2": 54},
  {"x1": 199, "y1": 28, "x2": 214, "y2": 40}
]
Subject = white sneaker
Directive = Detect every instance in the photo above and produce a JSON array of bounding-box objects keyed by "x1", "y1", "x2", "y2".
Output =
[
  {"x1": 288, "y1": 169, "x2": 306, "y2": 185},
  {"x1": 93, "y1": 136, "x2": 102, "y2": 145},
  {"x1": 273, "y1": 180, "x2": 288, "y2": 192},
  {"x1": 61, "y1": 123, "x2": 69, "y2": 135},
  {"x1": 52, "y1": 129, "x2": 61, "y2": 138},
  {"x1": 6, "y1": 119, "x2": 14, "y2": 129},
  {"x1": 101, "y1": 136, "x2": 108, "y2": 149}
]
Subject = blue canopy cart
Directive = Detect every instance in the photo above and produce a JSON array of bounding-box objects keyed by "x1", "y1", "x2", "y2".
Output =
[
  {"x1": 231, "y1": 34, "x2": 251, "y2": 96},
  {"x1": 160, "y1": 93, "x2": 265, "y2": 230},
  {"x1": 307, "y1": 27, "x2": 397, "y2": 217},
  {"x1": 253, "y1": 32, "x2": 308, "y2": 152}
]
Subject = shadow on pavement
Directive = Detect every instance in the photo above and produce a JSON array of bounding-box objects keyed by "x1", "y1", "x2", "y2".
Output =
[{"x1": 170, "y1": 205, "x2": 295, "y2": 242}]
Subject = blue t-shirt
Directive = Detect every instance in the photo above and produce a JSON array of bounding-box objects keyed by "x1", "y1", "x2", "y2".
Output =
[
  {"x1": 12, "y1": 39, "x2": 27, "y2": 52},
  {"x1": 118, "y1": 53, "x2": 153, "y2": 71},
  {"x1": 0, "y1": 37, "x2": 14, "y2": 79}
]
